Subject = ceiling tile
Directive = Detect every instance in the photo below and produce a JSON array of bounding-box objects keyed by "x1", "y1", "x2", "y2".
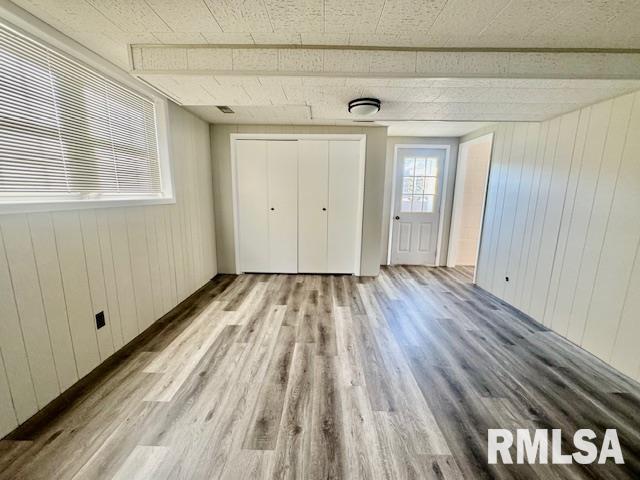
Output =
[
  {"x1": 141, "y1": 47, "x2": 187, "y2": 70},
  {"x1": 144, "y1": 0, "x2": 222, "y2": 33},
  {"x1": 263, "y1": 0, "x2": 324, "y2": 33},
  {"x1": 377, "y1": 0, "x2": 448, "y2": 33},
  {"x1": 323, "y1": 50, "x2": 370, "y2": 73},
  {"x1": 323, "y1": 0, "x2": 386, "y2": 33},
  {"x1": 187, "y1": 48, "x2": 233, "y2": 69},
  {"x1": 86, "y1": 0, "x2": 171, "y2": 33},
  {"x1": 369, "y1": 51, "x2": 416, "y2": 74},
  {"x1": 278, "y1": 49, "x2": 323, "y2": 72},
  {"x1": 232, "y1": 48, "x2": 278, "y2": 70},
  {"x1": 202, "y1": 0, "x2": 272, "y2": 33}
]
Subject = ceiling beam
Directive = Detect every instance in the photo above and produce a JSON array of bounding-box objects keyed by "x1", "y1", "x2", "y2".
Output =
[{"x1": 130, "y1": 45, "x2": 640, "y2": 80}]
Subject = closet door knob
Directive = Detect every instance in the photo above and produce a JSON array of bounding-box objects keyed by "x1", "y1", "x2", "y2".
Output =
[{"x1": 322, "y1": 207, "x2": 327, "y2": 211}]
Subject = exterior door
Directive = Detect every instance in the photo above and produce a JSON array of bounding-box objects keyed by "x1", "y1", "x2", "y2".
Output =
[{"x1": 390, "y1": 147, "x2": 446, "y2": 265}]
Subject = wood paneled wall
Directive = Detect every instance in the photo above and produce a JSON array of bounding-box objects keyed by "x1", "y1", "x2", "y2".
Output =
[
  {"x1": 0, "y1": 103, "x2": 217, "y2": 437},
  {"x1": 474, "y1": 91, "x2": 640, "y2": 382}
]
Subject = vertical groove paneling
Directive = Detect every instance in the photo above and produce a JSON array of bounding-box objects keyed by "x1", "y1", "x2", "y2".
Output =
[
  {"x1": 95, "y1": 210, "x2": 125, "y2": 350},
  {"x1": 0, "y1": 229, "x2": 38, "y2": 422},
  {"x1": 0, "y1": 351, "x2": 17, "y2": 435},
  {"x1": 53, "y1": 211, "x2": 101, "y2": 378},
  {"x1": 565, "y1": 94, "x2": 633, "y2": 344},
  {"x1": 0, "y1": 104, "x2": 216, "y2": 437},
  {"x1": 28, "y1": 213, "x2": 79, "y2": 391},
  {"x1": 476, "y1": 91, "x2": 640, "y2": 380},
  {"x1": 503, "y1": 123, "x2": 540, "y2": 306},
  {"x1": 519, "y1": 116, "x2": 561, "y2": 313},
  {"x1": 548, "y1": 100, "x2": 613, "y2": 336},
  {"x1": 581, "y1": 92, "x2": 640, "y2": 358},
  {"x1": 79, "y1": 210, "x2": 116, "y2": 361},
  {"x1": 0, "y1": 215, "x2": 60, "y2": 407},
  {"x1": 529, "y1": 110, "x2": 580, "y2": 322}
]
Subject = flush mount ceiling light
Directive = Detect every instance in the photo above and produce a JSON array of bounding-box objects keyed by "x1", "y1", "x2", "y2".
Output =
[{"x1": 348, "y1": 98, "x2": 381, "y2": 116}]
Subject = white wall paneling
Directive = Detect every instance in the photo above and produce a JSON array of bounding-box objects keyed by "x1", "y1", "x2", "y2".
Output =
[
  {"x1": 0, "y1": 103, "x2": 217, "y2": 438},
  {"x1": 472, "y1": 91, "x2": 640, "y2": 382},
  {"x1": 447, "y1": 133, "x2": 493, "y2": 269}
]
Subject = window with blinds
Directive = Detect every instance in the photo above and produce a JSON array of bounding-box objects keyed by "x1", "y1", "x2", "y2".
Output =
[{"x1": 0, "y1": 22, "x2": 162, "y2": 202}]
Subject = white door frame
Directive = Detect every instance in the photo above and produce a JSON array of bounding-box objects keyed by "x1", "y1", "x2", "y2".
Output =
[
  {"x1": 446, "y1": 133, "x2": 494, "y2": 283},
  {"x1": 386, "y1": 144, "x2": 451, "y2": 266},
  {"x1": 230, "y1": 133, "x2": 367, "y2": 275}
]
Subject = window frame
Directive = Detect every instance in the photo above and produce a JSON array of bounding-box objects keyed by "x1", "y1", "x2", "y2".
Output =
[{"x1": 0, "y1": 11, "x2": 175, "y2": 214}]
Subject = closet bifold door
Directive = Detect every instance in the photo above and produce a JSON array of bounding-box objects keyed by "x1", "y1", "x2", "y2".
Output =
[
  {"x1": 298, "y1": 140, "x2": 329, "y2": 273},
  {"x1": 328, "y1": 140, "x2": 361, "y2": 274},
  {"x1": 236, "y1": 140, "x2": 270, "y2": 272},
  {"x1": 267, "y1": 141, "x2": 298, "y2": 273}
]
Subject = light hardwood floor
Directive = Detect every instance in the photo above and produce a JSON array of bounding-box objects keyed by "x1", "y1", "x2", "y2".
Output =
[{"x1": 1, "y1": 266, "x2": 639, "y2": 479}]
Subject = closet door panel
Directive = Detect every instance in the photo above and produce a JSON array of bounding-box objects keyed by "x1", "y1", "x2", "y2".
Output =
[
  {"x1": 328, "y1": 140, "x2": 361, "y2": 273},
  {"x1": 298, "y1": 140, "x2": 329, "y2": 273},
  {"x1": 237, "y1": 140, "x2": 270, "y2": 272},
  {"x1": 267, "y1": 141, "x2": 298, "y2": 273}
]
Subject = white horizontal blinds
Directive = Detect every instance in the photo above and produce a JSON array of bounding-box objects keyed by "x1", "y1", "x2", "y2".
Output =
[
  {"x1": 0, "y1": 26, "x2": 65, "y2": 192},
  {"x1": 0, "y1": 23, "x2": 161, "y2": 196}
]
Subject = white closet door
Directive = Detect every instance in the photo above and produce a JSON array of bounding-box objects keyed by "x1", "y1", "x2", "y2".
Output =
[
  {"x1": 237, "y1": 140, "x2": 270, "y2": 272},
  {"x1": 267, "y1": 141, "x2": 298, "y2": 273},
  {"x1": 298, "y1": 140, "x2": 329, "y2": 273},
  {"x1": 328, "y1": 140, "x2": 362, "y2": 274}
]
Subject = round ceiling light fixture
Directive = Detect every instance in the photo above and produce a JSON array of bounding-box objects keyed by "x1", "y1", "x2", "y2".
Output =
[{"x1": 348, "y1": 97, "x2": 381, "y2": 116}]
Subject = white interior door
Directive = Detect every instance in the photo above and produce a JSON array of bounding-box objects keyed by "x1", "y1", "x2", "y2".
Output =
[
  {"x1": 236, "y1": 140, "x2": 269, "y2": 272},
  {"x1": 390, "y1": 147, "x2": 446, "y2": 265},
  {"x1": 327, "y1": 140, "x2": 361, "y2": 273},
  {"x1": 298, "y1": 140, "x2": 328, "y2": 273},
  {"x1": 267, "y1": 141, "x2": 298, "y2": 273}
]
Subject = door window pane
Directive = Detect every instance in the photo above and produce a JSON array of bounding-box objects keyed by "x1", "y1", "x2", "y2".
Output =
[
  {"x1": 425, "y1": 177, "x2": 437, "y2": 195},
  {"x1": 403, "y1": 157, "x2": 415, "y2": 176},
  {"x1": 401, "y1": 195, "x2": 412, "y2": 212},
  {"x1": 426, "y1": 157, "x2": 438, "y2": 176},
  {"x1": 399, "y1": 153, "x2": 440, "y2": 213},
  {"x1": 423, "y1": 195, "x2": 435, "y2": 213},
  {"x1": 402, "y1": 177, "x2": 414, "y2": 194}
]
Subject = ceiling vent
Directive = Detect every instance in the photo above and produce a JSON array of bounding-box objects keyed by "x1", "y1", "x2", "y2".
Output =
[{"x1": 216, "y1": 105, "x2": 234, "y2": 114}]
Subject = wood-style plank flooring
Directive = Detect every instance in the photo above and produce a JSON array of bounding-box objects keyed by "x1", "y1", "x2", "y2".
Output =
[{"x1": 1, "y1": 266, "x2": 639, "y2": 479}]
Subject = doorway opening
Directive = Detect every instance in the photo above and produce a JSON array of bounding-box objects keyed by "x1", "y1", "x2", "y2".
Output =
[
  {"x1": 387, "y1": 145, "x2": 450, "y2": 266},
  {"x1": 447, "y1": 133, "x2": 494, "y2": 281}
]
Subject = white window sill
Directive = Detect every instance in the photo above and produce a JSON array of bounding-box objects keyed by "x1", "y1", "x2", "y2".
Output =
[{"x1": 0, "y1": 195, "x2": 176, "y2": 215}]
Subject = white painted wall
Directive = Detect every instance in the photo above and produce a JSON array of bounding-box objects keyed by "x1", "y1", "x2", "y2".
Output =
[
  {"x1": 448, "y1": 136, "x2": 492, "y2": 267},
  {"x1": 0, "y1": 102, "x2": 217, "y2": 437},
  {"x1": 472, "y1": 91, "x2": 640, "y2": 382}
]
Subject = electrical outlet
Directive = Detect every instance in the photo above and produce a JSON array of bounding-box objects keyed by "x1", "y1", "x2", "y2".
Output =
[
  {"x1": 95, "y1": 311, "x2": 105, "y2": 329},
  {"x1": 505, "y1": 276, "x2": 510, "y2": 282}
]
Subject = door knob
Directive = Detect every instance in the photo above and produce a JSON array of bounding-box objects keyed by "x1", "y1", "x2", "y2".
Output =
[
  {"x1": 322, "y1": 207, "x2": 327, "y2": 211},
  {"x1": 395, "y1": 216, "x2": 400, "y2": 220},
  {"x1": 270, "y1": 207, "x2": 275, "y2": 211}
]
